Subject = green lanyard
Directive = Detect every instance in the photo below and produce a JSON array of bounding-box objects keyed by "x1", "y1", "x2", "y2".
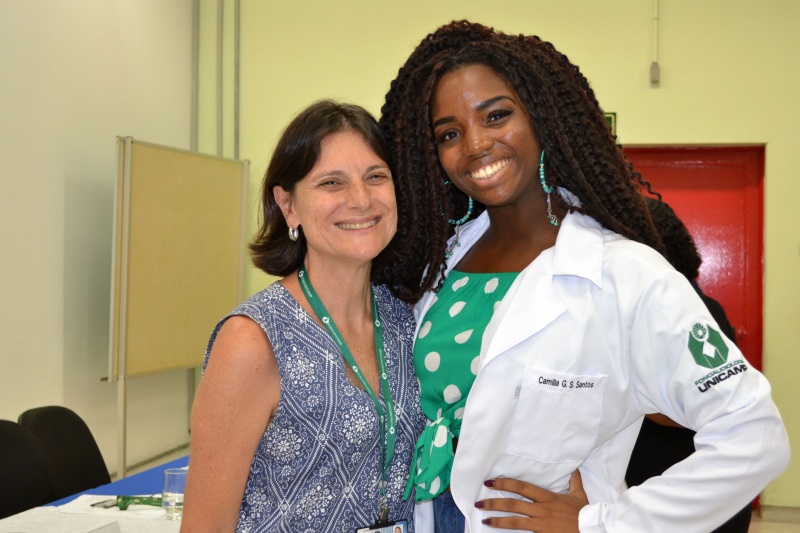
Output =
[{"x1": 298, "y1": 265, "x2": 397, "y2": 522}]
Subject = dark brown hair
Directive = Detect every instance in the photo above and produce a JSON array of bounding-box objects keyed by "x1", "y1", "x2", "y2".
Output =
[
  {"x1": 645, "y1": 197, "x2": 702, "y2": 280},
  {"x1": 380, "y1": 20, "x2": 663, "y2": 302},
  {"x1": 250, "y1": 100, "x2": 404, "y2": 290}
]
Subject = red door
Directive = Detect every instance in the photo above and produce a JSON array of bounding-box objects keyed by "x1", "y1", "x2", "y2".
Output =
[{"x1": 624, "y1": 146, "x2": 764, "y2": 370}]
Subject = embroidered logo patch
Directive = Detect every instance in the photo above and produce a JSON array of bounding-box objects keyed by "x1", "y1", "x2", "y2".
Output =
[{"x1": 688, "y1": 323, "x2": 729, "y2": 369}]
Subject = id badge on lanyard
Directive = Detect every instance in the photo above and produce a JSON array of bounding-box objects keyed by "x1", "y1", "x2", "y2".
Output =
[
  {"x1": 299, "y1": 266, "x2": 400, "y2": 533},
  {"x1": 355, "y1": 519, "x2": 408, "y2": 533}
]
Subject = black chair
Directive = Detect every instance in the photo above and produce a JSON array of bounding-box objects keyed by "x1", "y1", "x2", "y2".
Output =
[
  {"x1": 18, "y1": 406, "x2": 111, "y2": 500},
  {"x1": 0, "y1": 419, "x2": 57, "y2": 519}
]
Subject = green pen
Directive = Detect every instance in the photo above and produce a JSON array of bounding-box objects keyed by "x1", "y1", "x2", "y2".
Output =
[{"x1": 115, "y1": 494, "x2": 163, "y2": 510}]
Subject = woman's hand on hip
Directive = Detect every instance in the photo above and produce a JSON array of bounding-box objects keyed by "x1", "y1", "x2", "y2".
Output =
[{"x1": 475, "y1": 469, "x2": 587, "y2": 532}]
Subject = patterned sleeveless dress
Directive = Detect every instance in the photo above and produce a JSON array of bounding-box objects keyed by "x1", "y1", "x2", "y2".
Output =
[{"x1": 204, "y1": 282, "x2": 426, "y2": 533}]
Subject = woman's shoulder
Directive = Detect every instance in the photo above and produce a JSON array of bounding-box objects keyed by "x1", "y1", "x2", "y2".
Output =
[
  {"x1": 244, "y1": 279, "x2": 288, "y2": 303},
  {"x1": 553, "y1": 211, "x2": 674, "y2": 284},
  {"x1": 372, "y1": 283, "x2": 411, "y2": 307},
  {"x1": 213, "y1": 315, "x2": 271, "y2": 351},
  {"x1": 235, "y1": 280, "x2": 292, "y2": 313},
  {"x1": 603, "y1": 236, "x2": 675, "y2": 278},
  {"x1": 372, "y1": 284, "x2": 414, "y2": 321},
  {"x1": 598, "y1": 233, "x2": 698, "y2": 310},
  {"x1": 564, "y1": 210, "x2": 673, "y2": 277}
]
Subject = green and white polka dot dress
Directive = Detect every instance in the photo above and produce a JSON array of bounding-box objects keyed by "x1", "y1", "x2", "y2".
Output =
[{"x1": 406, "y1": 269, "x2": 518, "y2": 501}]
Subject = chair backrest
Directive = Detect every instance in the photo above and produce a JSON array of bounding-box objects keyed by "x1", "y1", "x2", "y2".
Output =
[
  {"x1": 0, "y1": 419, "x2": 57, "y2": 519},
  {"x1": 18, "y1": 406, "x2": 111, "y2": 499}
]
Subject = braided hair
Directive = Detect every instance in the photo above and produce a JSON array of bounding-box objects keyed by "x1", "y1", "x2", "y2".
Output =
[
  {"x1": 380, "y1": 20, "x2": 663, "y2": 303},
  {"x1": 644, "y1": 197, "x2": 702, "y2": 280}
]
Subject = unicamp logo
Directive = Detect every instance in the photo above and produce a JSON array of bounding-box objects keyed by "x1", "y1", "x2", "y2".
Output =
[{"x1": 688, "y1": 323, "x2": 728, "y2": 369}]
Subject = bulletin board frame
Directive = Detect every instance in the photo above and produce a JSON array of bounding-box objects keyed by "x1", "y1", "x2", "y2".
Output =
[{"x1": 109, "y1": 137, "x2": 248, "y2": 476}]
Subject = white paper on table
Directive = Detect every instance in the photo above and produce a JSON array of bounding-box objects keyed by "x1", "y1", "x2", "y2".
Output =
[
  {"x1": 0, "y1": 506, "x2": 116, "y2": 533},
  {"x1": 0, "y1": 505, "x2": 181, "y2": 533},
  {"x1": 89, "y1": 522, "x2": 122, "y2": 533},
  {"x1": 57, "y1": 495, "x2": 166, "y2": 519}
]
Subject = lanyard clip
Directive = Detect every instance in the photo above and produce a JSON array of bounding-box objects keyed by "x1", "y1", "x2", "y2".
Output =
[
  {"x1": 378, "y1": 490, "x2": 389, "y2": 523},
  {"x1": 378, "y1": 503, "x2": 389, "y2": 524}
]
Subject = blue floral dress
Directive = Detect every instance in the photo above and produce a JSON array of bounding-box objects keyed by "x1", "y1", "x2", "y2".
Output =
[{"x1": 204, "y1": 282, "x2": 426, "y2": 533}]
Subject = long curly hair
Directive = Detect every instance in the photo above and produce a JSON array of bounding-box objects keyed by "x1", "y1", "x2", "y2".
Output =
[
  {"x1": 380, "y1": 20, "x2": 663, "y2": 303},
  {"x1": 644, "y1": 197, "x2": 702, "y2": 279},
  {"x1": 250, "y1": 99, "x2": 406, "y2": 293}
]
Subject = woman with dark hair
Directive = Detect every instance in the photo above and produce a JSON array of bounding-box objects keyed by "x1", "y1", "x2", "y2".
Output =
[
  {"x1": 182, "y1": 100, "x2": 425, "y2": 532},
  {"x1": 381, "y1": 21, "x2": 788, "y2": 533}
]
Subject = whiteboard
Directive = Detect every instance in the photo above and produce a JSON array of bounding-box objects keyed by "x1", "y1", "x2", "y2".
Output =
[{"x1": 109, "y1": 138, "x2": 248, "y2": 378}]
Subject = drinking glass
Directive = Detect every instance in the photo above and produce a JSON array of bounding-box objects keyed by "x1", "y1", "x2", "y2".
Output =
[{"x1": 162, "y1": 467, "x2": 188, "y2": 520}]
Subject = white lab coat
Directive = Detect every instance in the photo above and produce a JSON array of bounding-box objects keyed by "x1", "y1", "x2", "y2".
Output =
[{"x1": 413, "y1": 210, "x2": 789, "y2": 533}]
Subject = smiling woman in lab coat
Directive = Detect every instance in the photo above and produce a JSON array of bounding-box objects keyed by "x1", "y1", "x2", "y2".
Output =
[{"x1": 380, "y1": 20, "x2": 790, "y2": 533}]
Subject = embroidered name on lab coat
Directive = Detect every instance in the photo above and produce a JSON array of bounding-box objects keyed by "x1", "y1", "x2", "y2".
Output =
[{"x1": 537, "y1": 375, "x2": 597, "y2": 389}]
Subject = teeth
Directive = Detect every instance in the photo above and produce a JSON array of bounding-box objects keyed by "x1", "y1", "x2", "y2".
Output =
[
  {"x1": 469, "y1": 158, "x2": 509, "y2": 180},
  {"x1": 337, "y1": 219, "x2": 378, "y2": 230}
]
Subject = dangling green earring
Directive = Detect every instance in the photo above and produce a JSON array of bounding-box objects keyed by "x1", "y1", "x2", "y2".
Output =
[
  {"x1": 448, "y1": 196, "x2": 474, "y2": 225},
  {"x1": 444, "y1": 182, "x2": 474, "y2": 258},
  {"x1": 539, "y1": 151, "x2": 558, "y2": 227}
]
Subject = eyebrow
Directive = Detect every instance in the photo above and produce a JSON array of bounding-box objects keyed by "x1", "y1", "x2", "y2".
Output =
[
  {"x1": 314, "y1": 164, "x2": 389, "y2": 180},
  {"x1": 431, "y1": 95, "x2": 515, "y2": 129}
]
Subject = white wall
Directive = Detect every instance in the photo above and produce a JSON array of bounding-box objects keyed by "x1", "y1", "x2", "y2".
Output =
[{"x1": 0, "y1": 0, "x2": 195, "y2": 472}]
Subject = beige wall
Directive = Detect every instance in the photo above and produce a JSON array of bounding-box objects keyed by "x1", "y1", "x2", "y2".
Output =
[
  {"x1": 228, "y1": 0, "x2": 799, "y2": 507},
  {"x1": 0, "y1": 0, "x2": 195, "y2": 471}
]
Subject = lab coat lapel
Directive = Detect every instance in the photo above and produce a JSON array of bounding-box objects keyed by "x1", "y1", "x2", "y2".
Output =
[
  {"x1": 415, "y1": 210, "x2": 605, "y2": 370},
  {"x1": 480, "y1": 255, "x2": 566, "y2": 368},
  {"x1": 480, "y1": 212, "x2": 604, "y2": 369}
]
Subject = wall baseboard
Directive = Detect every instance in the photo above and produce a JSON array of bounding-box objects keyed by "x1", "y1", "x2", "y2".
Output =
[
  {"x1": 109, "y1": 442, "x2": 190, "y2": 480},
  {"x1": 758, "y1": 505, "x2": 800, "y2": 524}
]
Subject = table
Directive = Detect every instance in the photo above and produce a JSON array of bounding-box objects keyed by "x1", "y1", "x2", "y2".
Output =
[{"x1": 0, "y1": 456, "x2": 189, "y2": 533}]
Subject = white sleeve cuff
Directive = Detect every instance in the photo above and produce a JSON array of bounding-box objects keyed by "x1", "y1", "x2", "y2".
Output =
[{"x1": 578, "y1": 502, "x2": 609, "y2": 533}]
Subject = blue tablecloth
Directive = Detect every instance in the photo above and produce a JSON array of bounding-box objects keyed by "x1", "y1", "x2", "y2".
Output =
[{"x1": 47, "y1": 456, "x2": 189, "y2": 506}]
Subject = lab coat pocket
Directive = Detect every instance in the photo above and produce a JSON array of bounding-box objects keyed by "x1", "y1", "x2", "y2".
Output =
[{"x1": 507, "y1": 366, "x2": 608, "y2": 463}]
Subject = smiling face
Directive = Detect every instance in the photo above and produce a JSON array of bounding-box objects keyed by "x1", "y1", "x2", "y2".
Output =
[
  {"x1": 274, "y1": 129, "x2": 397, "y2": 268},
  {"x1": 431, "y1": 64, "x2": 542, "y2": 210}
]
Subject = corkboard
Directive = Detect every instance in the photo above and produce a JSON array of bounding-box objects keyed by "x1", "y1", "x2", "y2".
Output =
[{"x1": 110, "y1": 138, "x2": 248, "y2": 378}]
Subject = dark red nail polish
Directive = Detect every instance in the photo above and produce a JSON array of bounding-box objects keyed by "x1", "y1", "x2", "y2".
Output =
[
  {"x1": 484, "y1": 479, "x2": 495, "y2": 487},
  {"x1": 474, "y1": 500, "x2": 484, "y2": 508},
  {"x1": 482, "y1": 518, "x2": 491, "y2": 525}
]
